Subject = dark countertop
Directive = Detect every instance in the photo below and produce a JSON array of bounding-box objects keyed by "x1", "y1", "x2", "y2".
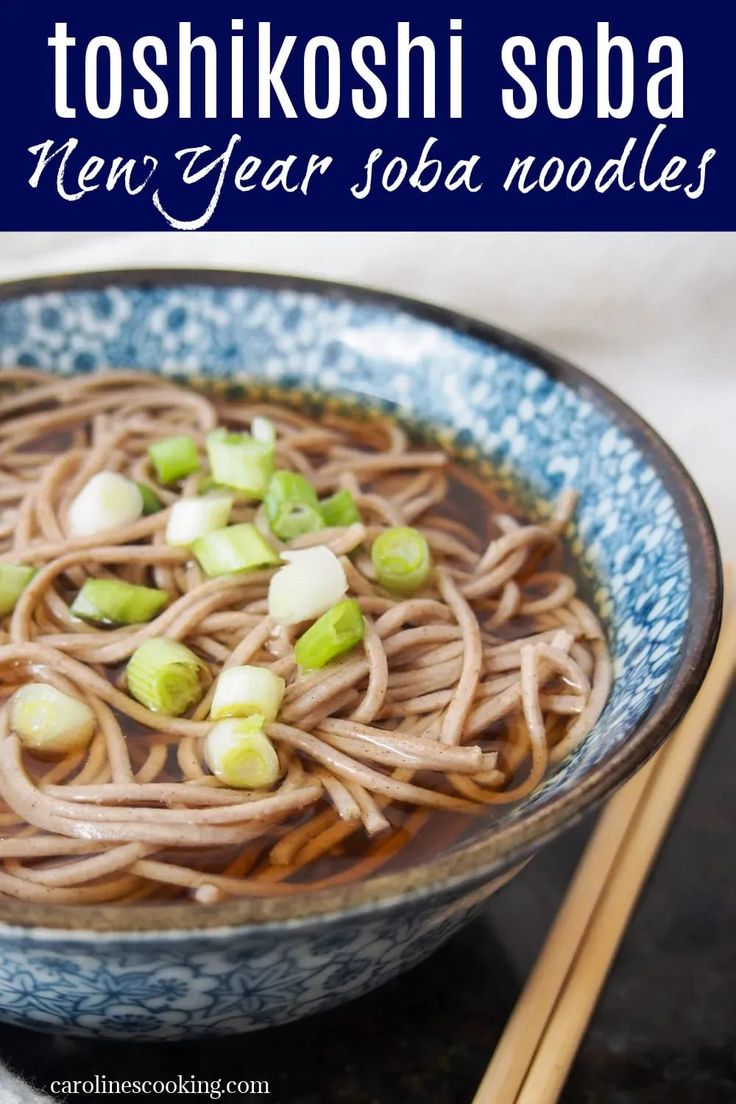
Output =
[{"x1": 2, "y1": 683, "x2": 734, "y2": 1104}]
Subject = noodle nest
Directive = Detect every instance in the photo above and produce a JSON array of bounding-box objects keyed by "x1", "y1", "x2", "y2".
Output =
[{"x1": 0, "y1": 371, "x2": 611, "y2": 905}]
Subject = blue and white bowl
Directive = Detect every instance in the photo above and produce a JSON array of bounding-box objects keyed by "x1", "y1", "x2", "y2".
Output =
[{"x1": 0, "y1": 271, "x2": 721, "y2": 1039}]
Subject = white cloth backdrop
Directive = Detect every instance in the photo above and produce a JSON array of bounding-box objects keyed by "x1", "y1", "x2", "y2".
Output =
[{"x1": 0, "y1": 230, "x2": 732, "y2": 1100}]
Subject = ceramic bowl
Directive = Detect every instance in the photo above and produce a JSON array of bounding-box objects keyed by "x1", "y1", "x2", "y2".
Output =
[{"x1": 0, "y1": 270, "x2": 721, "y2": 1039}]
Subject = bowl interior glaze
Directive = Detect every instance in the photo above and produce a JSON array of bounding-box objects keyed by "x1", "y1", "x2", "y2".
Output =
[{"x1": 0, "y1": 271, "x2": 721, "y2": 931}]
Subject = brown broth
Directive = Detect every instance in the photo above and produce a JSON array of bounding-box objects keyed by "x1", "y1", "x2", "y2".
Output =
[{"x1": 0, "y1": 381, "x2": 601, "y2": 900}]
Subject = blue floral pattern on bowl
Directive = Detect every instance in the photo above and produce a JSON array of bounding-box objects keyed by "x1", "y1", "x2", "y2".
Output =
[
  {"x1": 0, "y1": 882, "x2": 502, "y2": 1039},
  {"x1": 0, "y1": 274, "x2": 716, "y2": 1038}
]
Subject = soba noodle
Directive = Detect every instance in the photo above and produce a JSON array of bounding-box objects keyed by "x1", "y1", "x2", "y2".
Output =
[{"x1": 0, "y1": 370, "x2": 611, "y2": 905}]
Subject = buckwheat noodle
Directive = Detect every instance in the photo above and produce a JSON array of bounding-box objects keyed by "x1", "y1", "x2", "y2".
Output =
[{"x1": 0, "y1": 371, "x2": 611, "y2": 905}]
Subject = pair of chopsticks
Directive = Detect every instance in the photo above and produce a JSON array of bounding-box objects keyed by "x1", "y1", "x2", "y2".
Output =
[{"x1": 472, "y1": 590, "x2": 736, "y2": 1104}]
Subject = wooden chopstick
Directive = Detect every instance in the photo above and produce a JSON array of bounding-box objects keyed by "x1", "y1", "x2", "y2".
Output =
[
  {"x1": 470, "y1": 754, "x2": 659, "y2": 1104},
  {"x1": 473, "y1": 591, "x2": 736, "y2": 1104}
]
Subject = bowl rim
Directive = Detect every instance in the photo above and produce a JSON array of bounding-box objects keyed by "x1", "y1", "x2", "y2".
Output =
[{"x1": 0, "y1": 266, "x2": 723, "y2": 934}]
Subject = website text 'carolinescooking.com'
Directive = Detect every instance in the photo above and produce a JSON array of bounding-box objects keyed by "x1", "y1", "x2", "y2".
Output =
[{"x1": 48, "y1": 1074, "x2": 270, "y2": 1098}]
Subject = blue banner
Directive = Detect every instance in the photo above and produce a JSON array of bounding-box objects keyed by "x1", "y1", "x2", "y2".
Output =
[{"x1": 0, "y1": 0, "x2": 732, "y2": 230}]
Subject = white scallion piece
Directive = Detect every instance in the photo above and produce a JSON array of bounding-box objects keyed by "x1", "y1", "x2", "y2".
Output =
[
  {"x1": 251, "y1": 416, "x2": 276, "y2": 446},
  {"x1": 210, "y1": 665, "x2": 285, "y2": 722},
  {"x1": 10, "y1": 683, "x2": 96, "y2": 756},
  {"x1": 67, "y1": 471, "x2": 143, "y2": 538},
  {"x1": 165, "y1": 494, "x2": 233, "y2": 547},
  {"x1": 267, "y1": 545, "x2": 348, "y2": 626},
  {"x1": 205, "y1": 717, "x2": 281, "y2": 789}
]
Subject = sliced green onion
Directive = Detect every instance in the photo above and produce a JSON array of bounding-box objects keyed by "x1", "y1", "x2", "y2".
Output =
[
  {"x1": 251, "y1": 416, "x2": 276, "y2": 446},
  {"x1": 148, "y1": 435, "x2": 200, "y2": 485},
  {"x1": 371, "y1": 526, "x2": 433, "y2": 595},
  {"x1": 319, "y1": 489, "x2": 362, "y2": 528},
  {"x1": 70, "y1": 578, "x2": 169, "y2": 627},
  {"x1": 0, "y1": 564, "x2": 35, "y2": 617},
  {"x1": 268, "y1": 546, "x2": 348, "y2": 626},
  {"x1": 136, "y1": 482, "x2": 163, "y2": 516},
  {"x1": 67, "y1": 472, "x2": 143, "y2": 537},
  {"x1": 294, "y1": 599, "x2": 365, "y2": 670},
  {"x1": 192, "y1": 523, "x2": 279, "y2": 577},
  {"x1": 263, "y1": 470, "x2": 325, "y2": 541},
  {"x1": 205, "y1": 716, "x2": 281, "y2": 789},
  {"x1": 126, "y1": 638, "x2": 209, "y2": 715},
  {"x1": 10, "y1": 683, "x2": 95, "y2": 756},
  {"x1": 165, "y1": 494, "x2": 233, "y2": 547},
  {"x1": 206, "y1": 428, "x2": 274, "y2": 499},
  {"x1": 197, "y1": 475, "x2": 226, "y2": 496},
  {"x1": 210, "y1": 665, "x2": 285, "y2": 722}
]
